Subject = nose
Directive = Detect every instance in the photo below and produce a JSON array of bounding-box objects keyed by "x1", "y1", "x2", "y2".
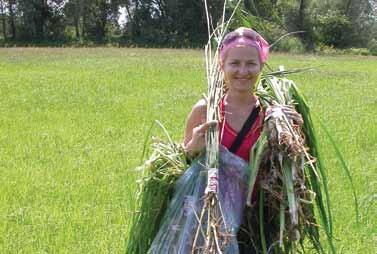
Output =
[{"x1": 238, "y1": 65, "x2": 249, "y2": 76}]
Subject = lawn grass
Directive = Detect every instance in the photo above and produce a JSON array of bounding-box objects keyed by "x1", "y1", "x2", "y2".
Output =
[{"x1": 0, "y1": 48, "x2": 376, "y2": 253}]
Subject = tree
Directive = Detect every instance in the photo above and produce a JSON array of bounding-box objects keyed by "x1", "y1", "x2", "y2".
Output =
[
  {"x1": 0, "y1": 0, "x2": 6, "y2": 39},
  {"x1": 8, "y1": 0, "x2": 15, "y2": 39},
  {"x1": 78, "y1": 0, "x2": 120, "y2": 42},
  {"x1": 64, "y1": 0, "x2": 85, "y2": 39},
  {"x1": 0, "y1": 0, "x2": 374, "y2": 48},
  {"x1": 123, "y1": 0, "x2": 225, "y2": 46},
  {"x1": 16, "y1": 0, "x2": 49, "y2": 40},
  {"x1": 343, "y1": 0, "x2": 376, "y2": 46}
]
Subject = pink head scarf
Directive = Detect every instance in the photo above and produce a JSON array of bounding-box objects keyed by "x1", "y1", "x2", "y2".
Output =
[{"x1": 220, "y1": 27, "x2": 269, "y2": 64}]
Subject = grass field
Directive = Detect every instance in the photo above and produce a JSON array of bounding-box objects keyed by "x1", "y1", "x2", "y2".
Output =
[{"x1": 0, "y1": 48, "x2": 376, "y2": 253}]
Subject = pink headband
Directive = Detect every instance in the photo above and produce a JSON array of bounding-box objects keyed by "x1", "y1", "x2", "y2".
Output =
[{"x1": 219, "y1": 27, "x2": 269, "y2": 64}]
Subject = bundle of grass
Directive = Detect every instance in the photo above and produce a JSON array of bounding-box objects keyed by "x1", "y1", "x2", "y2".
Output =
[
  {"x1": 125, "y1": 121, "x2": 189, "y2": 254},
  {"x1": 243, "y1": 74, "x2": 336, "y2": 253}
]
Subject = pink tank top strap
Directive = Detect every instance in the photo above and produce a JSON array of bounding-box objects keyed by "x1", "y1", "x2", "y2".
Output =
[{"x1": 218, "y1": 96, "x2": 264, "y2": 162}]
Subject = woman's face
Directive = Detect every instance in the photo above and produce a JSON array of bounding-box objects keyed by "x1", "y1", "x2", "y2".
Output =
[{"x1": 221, "y1": 46, "x2": 261, "y2": 92}]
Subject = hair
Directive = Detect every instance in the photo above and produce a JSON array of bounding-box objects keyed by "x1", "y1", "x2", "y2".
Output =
[{"x1": 219, "y1": 27, "x2": 269, "y2": 64}]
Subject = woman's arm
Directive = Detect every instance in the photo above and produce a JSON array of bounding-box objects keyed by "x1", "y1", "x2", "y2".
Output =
[{"x1": 183, "y1": 99, "x2": 212, "y2": 159}]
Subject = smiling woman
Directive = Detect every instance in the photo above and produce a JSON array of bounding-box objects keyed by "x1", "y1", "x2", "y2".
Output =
[
  {"x1": 181, "y1": 27, "x2": 270, "y2": 254},
  {"x1": 183, "y1": 27, "x2": 269, "y2": 164}
]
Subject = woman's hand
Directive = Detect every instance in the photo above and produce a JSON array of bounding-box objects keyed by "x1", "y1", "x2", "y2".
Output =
[
  {"x1": 283, "y1": 106, "x2": 304, "y2": 127},
  {"x1": 184, "y1": 120, "x2": 218, "y2": 158},
  {"x1": 266, "y1": 105, "x2": 303, "y2": 126},
  {"x1": 282, "y1": 106, "x2": 303, "y2": 126}
]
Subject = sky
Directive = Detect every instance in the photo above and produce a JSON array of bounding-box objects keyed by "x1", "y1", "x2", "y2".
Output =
[{"x1": 118, "y1": 6, "x2": 127, "y2": 27}]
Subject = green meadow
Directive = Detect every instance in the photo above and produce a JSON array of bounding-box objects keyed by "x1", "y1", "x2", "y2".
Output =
[{"x1": 0, "y1": 48, "x2": 376, "y2": 253}]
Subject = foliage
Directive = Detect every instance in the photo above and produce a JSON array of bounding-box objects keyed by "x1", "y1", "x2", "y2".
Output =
[
  {"x1": 344, "y1": 48, "x2": 371, "y2": 56},
  {"x1": 122, "y1": 0, "x2": 225, "y2": 47},
  {"x1": 315, "y1": 10, "x2": 352, "y2": 48},
  {"x1": 275, "y1": 37, "x2": 305, "y2": 54},
  {"x1": 368, "y1": 39, "x2": 377, "y2": 56},
  {"x1": 0, "y1": 0, "x2": 376, "y2": 49},
  {"x1": 229, "y1": 7, "x2": 286, "y2": 47}
]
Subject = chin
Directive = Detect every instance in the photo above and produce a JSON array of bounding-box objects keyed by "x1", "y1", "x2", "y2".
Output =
[
  {"x1": 232, "y1": 85, "x2": 253, "y2": 93},
  {"x1": 234, "y1": 81, "x2": 254, "y2": 91}
]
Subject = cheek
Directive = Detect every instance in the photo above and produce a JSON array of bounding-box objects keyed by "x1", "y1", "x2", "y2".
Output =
[
  {"x1": 223, "y1": 65, "x2": 237, "y2": 77},
  {"x1": 249, "y1": 64, "x2": 261, "y2": 75}
]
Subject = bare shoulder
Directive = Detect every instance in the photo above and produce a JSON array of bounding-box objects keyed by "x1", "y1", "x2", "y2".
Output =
[
  {"x1": 188, "y1": 98, "x2": 207, "y2": 122},
  {"x1": 192, "y1": 98, "x2": 207, "y2": 113},
  {"x1": 186, "y1": 98, "x2": 207, "y2": 124},
  {"x1": 183, "y1": 98, "x2": 207, "y2": 144}
]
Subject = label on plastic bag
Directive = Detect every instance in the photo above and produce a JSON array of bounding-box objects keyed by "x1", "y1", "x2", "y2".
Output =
[{"x1": 205, "y1": 168, "x2": 218, "y2": 194}]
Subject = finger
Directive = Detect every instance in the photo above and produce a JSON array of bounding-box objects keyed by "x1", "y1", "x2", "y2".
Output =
[
  {"x1": 285, "y1": 112, "x2": 300, "y2": 118},
  {"x1": 193, "y1": 126, "x2": 205, "y2": 135},
  {"x1": 207, "y1": 120, "x2": 218, "y2": 125},
  {"x1": 283, "y1": 110, "x2": 301, "y2": 118},
  {"x1": 287, "y1": 114, "x2": 302, "y2": 121},
  {"x1": 282, "y1": 108, "x2": 296, "y2": 114},
  {"x1": 196, "y1": 132, "x2": 205, "y2": 137},
  {"x1": 291, "y1": 116, "x2": 303, "y2": 125},
  {"x1": 193, "y1": 124, "x2": 210, "y2": 137},
  {"x1": 199, "y1": 120, "x2": 218, "y2": 131}
]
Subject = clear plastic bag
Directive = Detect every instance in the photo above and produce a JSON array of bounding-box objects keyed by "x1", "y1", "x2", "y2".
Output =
[{"x1": 148, "y1": 145, "x2": 249, "y2": 254}]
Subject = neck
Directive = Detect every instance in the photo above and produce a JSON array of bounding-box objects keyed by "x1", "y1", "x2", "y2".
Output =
[{"x1": 225, "y1": 89, "x2": 256, "y2": 107}]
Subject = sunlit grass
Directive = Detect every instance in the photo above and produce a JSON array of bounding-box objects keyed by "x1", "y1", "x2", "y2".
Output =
[{"x1": 0, "y1": 48, "x2": 375, "y2": 253}]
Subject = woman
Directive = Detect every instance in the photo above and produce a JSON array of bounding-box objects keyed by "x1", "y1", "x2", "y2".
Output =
[
  {"x1": 183, "y1": 27, "x2": 301, "y2": 253},
  {"x1": 183, "y1": 26, "x2": 267, "y2": 254},
  {"x1": 183, "y1": 27, "x2": 267, "y2": 162},
  {"x1": 147, "y1": 27, "x2": 303, "y2": 254}
]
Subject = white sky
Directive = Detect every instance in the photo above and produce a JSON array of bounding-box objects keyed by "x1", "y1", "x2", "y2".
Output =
[{"x1": 118, "y1": 6, "x2": 127, "y2": 27}]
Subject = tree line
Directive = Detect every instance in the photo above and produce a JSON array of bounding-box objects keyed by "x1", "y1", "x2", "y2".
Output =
[{"x1": 0, "y1": 0, "x2": 376, "y2": 51}]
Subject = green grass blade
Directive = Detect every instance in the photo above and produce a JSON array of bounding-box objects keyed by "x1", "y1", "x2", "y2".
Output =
[
  {"x1": 247, "y1": 132, "x2": 268, "y2": 205},
  {"x1": 317, "y1": 118, "x2": 360, "y2": 223},
  {"x1": 290, "y1": 83, "x2": 336, "y2": 253},
  {"x1": 282, "y1": 157, "x2": 298, "y2": 228},
  {"x1": 259, "y1": 189, "x2": 267, "y2": 254},
  {"x1": 140, "y1": 121, "x2": 157, "y2": 164},
  {"x1": 279, "y1": 200, "x2": 285, "y2": 248}
]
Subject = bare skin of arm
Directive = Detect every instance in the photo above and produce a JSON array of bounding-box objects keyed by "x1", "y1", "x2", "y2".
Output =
[{"x1": 183, "y1": 99, "x2": 216, "y2": 158}]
